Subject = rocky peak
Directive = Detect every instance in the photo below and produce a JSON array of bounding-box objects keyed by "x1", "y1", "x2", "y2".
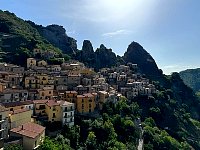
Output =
[
  {"x1": 82, "y1": 40, "x2": 94, "y2": 53},
  {"x1": 45, "y1": 25, "x2": 66, "y2": 35},
  {"x1": 28, "y1": 22, "x2": 77, "y2": 54},
  {"x1": 100, "y1": 44, "x2": 106, "y2": 49},
  {"x1": 123, "y1": 41, "x2": 162, "y2": 77}
]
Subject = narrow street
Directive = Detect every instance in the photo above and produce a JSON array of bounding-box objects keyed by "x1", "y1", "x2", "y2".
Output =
[{"x1": 137, "y1": 139, "x2": 144, "y2": 150}]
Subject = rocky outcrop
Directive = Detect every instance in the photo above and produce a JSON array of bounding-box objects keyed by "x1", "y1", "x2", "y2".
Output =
[
  {"x1": 95, "y1": 44, "x2": 117, "y2": 71},
  {"x1": 28, "y1": 22, "x2": 77, "y2": 54},
  {"x1": 123, "y1": 41, "x2": 162, "y2": 77},
  {"x1": 75, "y1": 40, "x2": 95, "y2": 68}
]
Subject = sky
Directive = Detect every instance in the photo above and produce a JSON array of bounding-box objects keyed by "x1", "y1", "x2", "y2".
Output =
[{"x1": 1, "y1": 0, "x2": 200, "y2": 74}]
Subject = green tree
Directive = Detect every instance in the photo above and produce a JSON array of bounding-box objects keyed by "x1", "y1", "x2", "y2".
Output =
[
  {"x1": 4, "y1": 144, "x2": 23, "y2": 150},
  {"x1": 85, "y1": 131, "x2": 97, "y2": 149}
]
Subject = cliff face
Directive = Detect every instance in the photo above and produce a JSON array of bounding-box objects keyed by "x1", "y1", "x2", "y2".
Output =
[
  {"x1": 28, "y1": 22, "x2": 77, "y2": 54},
  {"x1": 180, "y1": 68, "x2": 200, "y2": 92},
  {"x1": 123, "y1": 42, "x2": 162, "y2": 77},
  {"x1": 75, "y1": 40, "x2": 95, "y2": 68},
  {"x1": 94, "y1": 44, "x2": 117, "y2": 71}
]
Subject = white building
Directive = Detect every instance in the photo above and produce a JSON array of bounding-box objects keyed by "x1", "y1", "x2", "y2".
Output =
[{"x1": 58, "y1": 101, "x2": 75, "y2": 127}]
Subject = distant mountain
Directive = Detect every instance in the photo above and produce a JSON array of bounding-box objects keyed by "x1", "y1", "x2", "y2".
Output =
[{"x1": 180, "y1": 68, "x2": 200, "y2": 92}]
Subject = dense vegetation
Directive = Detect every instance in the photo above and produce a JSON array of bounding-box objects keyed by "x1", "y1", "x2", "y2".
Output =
[
  {"x1": 0, "y1": 10, "x2": 64, "y2": 66},
  {"x1": 180, "y1": 68, "x2": 200, "y2": 92},
  {"x1": 39, "y1": 89, "x2": 200, "y2": 149}
]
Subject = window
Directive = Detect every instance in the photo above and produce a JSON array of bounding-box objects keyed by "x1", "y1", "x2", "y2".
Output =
[
  {"x1": 64, "y1": 113, "x2": 67, "y2": 118},
  {"x1": 42, "y1": 92, "x2": 44, "y2": 96},
  {"x1": 89, "y1": 109, "x2": 91, "y2": 113},
  {"x1": 89, "y1": 104, "x2": 91, "y2": 108},
  {"x1": 82, "y1": 104, "x2": 84, "y2": 109},
  {"x1": 39, "y1": 105, "x2": 45, "y2": 110},
  {"x1": 82, "y1": 99, "x2": 84, "y2": 103},
  {"x1": 65, "y1": 107, "x2": 67, "y2": 112},
  {"x1": 53, "y1": 113, "x2": 56, "y2": 118},
  {"x1": 49, "y1": 91, "x2": 51, "y2": 94},
  {"x1": 53, "y1": 106, "x2": 56, "y2": 111},
  {"x1": 19, "y1": 93, "x2": 22, "y2": 97},
  {"x1": 71, "y1": 112, "x2": 73, "y2": 116},
  {"x1": 71, "y1": 106, "x2": 73, "y2": 110}
]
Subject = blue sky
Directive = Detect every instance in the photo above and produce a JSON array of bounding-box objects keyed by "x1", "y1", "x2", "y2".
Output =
[{"x1": 1, "y1": 0, "x2": 200, "y2": 74}]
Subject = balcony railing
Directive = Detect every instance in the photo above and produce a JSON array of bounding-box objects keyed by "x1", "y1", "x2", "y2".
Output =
[
  {"x1": 0, "y1": 128, "x2": 5, "y2": 132},
  {"x1": 0, "y1": 119, "x2": 5, "y2": 123}
]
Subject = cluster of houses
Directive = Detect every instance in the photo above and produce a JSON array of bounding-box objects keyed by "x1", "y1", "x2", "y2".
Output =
[{"x1": 0, "y1": 55, "x2": 156, "y2": 149}]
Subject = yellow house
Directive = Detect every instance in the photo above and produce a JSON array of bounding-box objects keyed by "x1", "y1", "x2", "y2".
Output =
[
  {"x1": 25, "y1": 76, "x2": 40, "y2": 89},
  {"x1": 27, "y1": 58, "x2": 36, "y2": 69},
  {"x1": 65, "y1": 91, "x2": 77, "y2": 103},
  {"x1": 37, "y1": 74, "x2": 49, "y2": 85},
  {"x1": 9, "y1": 109, "x2": 33, "y2": 129},
  {"x1": 0, "y1": 82, "x2": 6, "y2": 92},
  {"x1": 33, "y1": 100, "x2": 48, "y2": 116},
  {"x1": 76, "y1": 93, "x2": 95, "y2": 114},
  {"x1": 10, "y1": 122, "x2": 45, "y2": 150},
  {"x1": 98, "y1": 91, "x2": 108, "y2": 110},
  {"x1": 38, "y1": 87, "x2": 53, "y2": 100},
  {"x1": 45, "y1": 100, "x2": 62, "y2": 122},
  {"x1": 37, "y1": 60, "x2": 47, "y2": 67},
  {"x1": 33, "y1": 100, "x2": 62, "y2": 122}
]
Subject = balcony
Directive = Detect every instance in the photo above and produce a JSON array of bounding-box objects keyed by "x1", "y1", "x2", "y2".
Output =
[
  {"x1": 0, "y1": 119, "x2": 5, "y2": 123},
  {"x1": 0, "y1": 128, "x2": 5, "y2": 132}
]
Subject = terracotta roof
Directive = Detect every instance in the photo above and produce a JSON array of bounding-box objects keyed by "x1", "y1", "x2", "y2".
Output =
[
  {"x1": 2, "y1": 101, "x2": 33, "y2": 108},
  {"x1": 46, "y1": 100, "x2": 59, "y2": 107},
  {"x1": 57, "y1": 100, "x2": 74, "y2": 106},
  {"x1": 10, "y1": 108, "x2": 31, "y2": 115},
  {"x1": 33, "y1": 100, "x2": 49, "y2": 104},
  {"x1": 33, "y1": 100, "x2": 59, "y2": 107},
  {"x1": 77, "y1": 93, "x2": 94, "y2": 98},
  {"x1": 10, "y1": 122, "x2": 45, "y2": 139}
]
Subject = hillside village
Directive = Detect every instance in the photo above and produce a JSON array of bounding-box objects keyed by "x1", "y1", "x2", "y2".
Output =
[{"x1": 0, "y1": 48, "x2": 156, "y2": 150}]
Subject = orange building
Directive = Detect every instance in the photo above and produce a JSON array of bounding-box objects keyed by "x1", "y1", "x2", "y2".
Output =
[
  {"x1": 76, "y1": 93, "x2": 95, "y2": 114},
  {"x1": 65, "y1": 91, "x2": 77, "y2": 103}
]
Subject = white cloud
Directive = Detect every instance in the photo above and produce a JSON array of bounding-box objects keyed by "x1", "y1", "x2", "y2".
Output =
[{"x1": 102, "y1": 29, "x2": 132, "y2": 37}]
